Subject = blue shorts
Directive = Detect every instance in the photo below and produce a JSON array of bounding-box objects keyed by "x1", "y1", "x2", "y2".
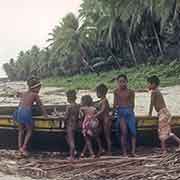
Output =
[
  {"x1": 114, "y1": 106, "x2": 136, "y2": 136},
  {"x1": 13, "y1": 107, "x2": 33, "y2": 126}
]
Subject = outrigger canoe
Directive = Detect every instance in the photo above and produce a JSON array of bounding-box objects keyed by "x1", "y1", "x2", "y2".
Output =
[{"x1": 0, "y1": 105, "x2": 179, "y2": 151}]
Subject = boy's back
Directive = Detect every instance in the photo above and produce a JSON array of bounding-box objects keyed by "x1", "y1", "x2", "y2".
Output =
[{"x1": 19, "y1": 91, "x2": 39, "y2": 108}]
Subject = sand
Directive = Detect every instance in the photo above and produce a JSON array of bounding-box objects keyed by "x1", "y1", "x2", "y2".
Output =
[{"x1": 1, "y1": 81, "x2": 180, "y2": 116}]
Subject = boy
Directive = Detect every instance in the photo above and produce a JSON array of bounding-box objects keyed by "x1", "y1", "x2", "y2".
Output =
[
  {"x1": 147, "y1": 75, "x2": 180, "y2": 154},
  {"x1": 95, "y1": 84, "x2": 112, "y2": 155},
  {"x1": 113, "y1": 74, "x2": 136, "y2": 157},
  {"x1": 13, "y1": 77, "x2": 47, "y2": 156},
  {"x1": 64, "y1": 90, "x2": 80, "y2": 160}
]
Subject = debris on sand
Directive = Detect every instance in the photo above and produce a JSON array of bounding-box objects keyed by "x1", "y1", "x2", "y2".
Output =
[{"x1": 0, "y1": 149, "x2": 180, "y2": 180}]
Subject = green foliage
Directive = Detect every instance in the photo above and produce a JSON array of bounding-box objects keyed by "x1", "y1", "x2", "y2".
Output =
[{"x1": 43, "y1": 63, "x2": 180, "y2": 90}]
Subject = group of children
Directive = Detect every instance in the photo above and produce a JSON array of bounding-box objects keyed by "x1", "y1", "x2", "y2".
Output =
[{"x1": 12, "y1": 75, "x2": 180, "y2": 159}]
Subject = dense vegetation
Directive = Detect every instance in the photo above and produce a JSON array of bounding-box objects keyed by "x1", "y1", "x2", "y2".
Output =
[
  {"x1": 43, "y1": 63, "x2": 180, "y2": 90},
  {"x1": 3, "y1": 0, "x2": 180, "y2": 81}
]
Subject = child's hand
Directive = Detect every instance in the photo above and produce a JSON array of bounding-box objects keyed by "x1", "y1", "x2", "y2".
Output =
[{"x1": 16, "y1": 91, "x2": 22, "y2": 98}]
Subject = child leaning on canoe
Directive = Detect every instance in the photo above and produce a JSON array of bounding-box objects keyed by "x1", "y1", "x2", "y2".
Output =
[
  {"x1": 12, "y1": 74, "x2": 180, "y2": 158},
  {"x1": 13, "y1": 77, "x2": 48, "y2": 156}
]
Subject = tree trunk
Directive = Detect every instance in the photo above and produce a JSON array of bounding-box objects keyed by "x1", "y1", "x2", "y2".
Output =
[
  {"x1": 152, "y1": 23, "x2": 164, "y2": 56},
  {"x1": 128, "y1": 37, "x2": 137, "y2": 65}
]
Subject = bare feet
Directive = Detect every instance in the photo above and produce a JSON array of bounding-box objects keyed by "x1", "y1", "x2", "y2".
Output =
[
  {"x1": 122, "y1": 152, "x2": 128, "y2": 158},
  {"x1": 80, "y1": 153, "x2": 85, "y2": 158},
  {"x1": 131, "y1": 153, "x2": 137, "y2": 157},
  {"x1": 19, "y1": 148, "x2": 29, "y2": 157},
  {"x1": 90, "y1": 154, "x2": 96, "y2": 158},
  {"x1": 175, "y1": 146, "x2": 180, "y2": 152},
  {"x1": 67, "y1": 156, "x2": 75, "y2": 161}
]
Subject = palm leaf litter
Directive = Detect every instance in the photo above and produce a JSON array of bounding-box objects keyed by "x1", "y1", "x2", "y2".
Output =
[{"x1": 0, "y1": 148, "x2": 180, "y2": 180}]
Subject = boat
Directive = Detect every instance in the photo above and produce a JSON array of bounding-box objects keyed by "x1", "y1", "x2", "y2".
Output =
[{"x1": 0, "y1": 105, "x2": 180, "y2": 151}]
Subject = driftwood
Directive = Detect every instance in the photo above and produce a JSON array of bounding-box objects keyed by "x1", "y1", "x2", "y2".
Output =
[{"x1": 0, "y1": 148, "x2": 179, "y2": 179}]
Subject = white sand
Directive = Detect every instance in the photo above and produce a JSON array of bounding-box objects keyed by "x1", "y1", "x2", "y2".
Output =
[{"x1": 1, "y1": 81, "x2": 180, "y2": 115}]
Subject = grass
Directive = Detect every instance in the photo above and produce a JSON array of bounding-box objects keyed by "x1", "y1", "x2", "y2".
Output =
[{"x1": 43, "y1": 64, "x2": 180, "y2": 91}]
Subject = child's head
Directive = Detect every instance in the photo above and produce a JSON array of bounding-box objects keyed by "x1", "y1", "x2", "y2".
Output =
[
  {"x1": 27, "y1": 77, "x2": 41, "y2": 93},
  {"x1": 116, "y1": 74, "x2": 128, "y2": 89},
  {"x1": 147, "y1": 75, "x2": 160, "y2": 90},
  {"x1": 66, "y1": 89, "x2": 77, "y2": 103},
  {"x1": 96, "y1": 84, "x2": 108, "y2": 98},
  {"x1": 81, "y1": 95, "x2": 93, "y2": 107}
]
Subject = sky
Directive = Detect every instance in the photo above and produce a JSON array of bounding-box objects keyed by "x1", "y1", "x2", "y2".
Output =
[{"x1": 0, "y1": 0, "x2": 81, "y2": 77}]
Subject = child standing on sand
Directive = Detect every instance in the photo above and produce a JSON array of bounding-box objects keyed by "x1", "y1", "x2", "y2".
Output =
[
  {"x1": 95, "y1": 84, "x2": 112, "y2": 155},
  {"x1": 113, "y1": 74, "x2": 136, "y2": 157},
  {"x1": 13, "y1": 77, "x2": 47, "y2": 156},
  {"x1": 147, "y1": 75, "x2": 180, "y2": 154},
  {"x1": 64, "y1": 90, "x2": 80, "y2": 160},
  {"x1": 80, "y1": 95, "x2": 103, "y2": 158}
]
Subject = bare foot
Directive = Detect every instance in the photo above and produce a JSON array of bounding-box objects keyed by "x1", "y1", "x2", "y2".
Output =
[
  {"x1": 97, "y1": 149, "x2": 105, "y2": 157},
  {"x1": 122, "y1": 152, "x2": 128, "y2": 158},
  {"x1": 67, "y1": 156, "x2": 75, "y2": 161},
  {"x1": 90, "y1": 154, "x2": 96, "y2": 159},
  {"x1": 175, "y1": 146, "x2": 180, "y2": 152},
  {"x1": 162, "y1": 150, "x2": 168, "y2": 156},
  {"x1": 20, "y1": 148, "x2": 29, "y2": 157},
  {"x1": 131, "y1": 153, "x2": 137, "y2": 157},
  {"x1": 80, "y1": 153, "x2": 85, "y2": 158}
]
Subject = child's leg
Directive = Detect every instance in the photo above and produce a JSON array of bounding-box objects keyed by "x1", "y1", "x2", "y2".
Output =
[
  {"x1": 120, "y1": 118, "x2": 128, "y2": 156},
  {"x1": 67, "y1": 128, "x2": 75, "y2": 159},
  {"x1": 161, "y1": 139, "x2": 167, "y2": 154},
  {"x1": 22, "y1": 125, "x2": 33, "y2": 151},
  {"x1": 131, "y1": 136, "x2": 136, "y2": 156},
  {"x1": 104, "y1": 120, "x2": 112, "y2": 154},
  {"x1": 96, "y1": 136, "x2": 103, "y2": 156},
  {"x1": 81, "y1": 143, "x2": 88, "y2": 157},
  {"x1": 85, "y1": 136, "x2": 94, "y2": 157},
  {"x1": 169, "y1": 133, "x2": 180, "y2": 147},
  {"x1": 18, "y1": 124, "x2": 25, "y2": 150}
]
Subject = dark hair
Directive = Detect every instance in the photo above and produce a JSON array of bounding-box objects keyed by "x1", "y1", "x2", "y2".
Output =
[
  {"x1": 81, "y1": 95, "x2": 93, "y2": 106},
  {"x1": 117, "y1": 74, "x2": 128, "y2": 81},
  {"x1": 96, "y1": 84, "x2": 108, "y2": 97},
  {"x1": 147, "y1": 75, "x2": 160, "y2": 86},
  {"x1": 66, "y1": 89, "x2": 77, "y2": 101},
  {"x1": 27, "y1": 76, "x2": 41, "y2": 89}
]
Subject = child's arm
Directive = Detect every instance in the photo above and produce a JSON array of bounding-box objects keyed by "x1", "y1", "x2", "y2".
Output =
[
  {"x1": 64, "y1": 106, "x2": 70, "y2": 121},
  {"x1": 130, "y1": 90, "x2": 135, "y2": 110},
  {"x1": 113, "y1": 90, "x2": 118, "y2": 109},
  {"x1": 149, "y1": 92, "x2": 155, "y2": 116},
  {"x1": 35, "y1": 94, "x2": 48, "y2": 117},
  {"x1": 95, "y1": 100, "x2": 106, "y2": 118},
  {"x1": 16, "y1": 91, "x2": 23, "y2": 98}
]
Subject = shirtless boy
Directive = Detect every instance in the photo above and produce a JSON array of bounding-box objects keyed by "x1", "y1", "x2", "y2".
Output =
[
  {"x1": 65, "y1": 90, "x2": 80, "y2": 160},
  {"x1": 147, "y1": 75, "x2": 180, "y2": 154},
  {"x1": 113, "y1": 74, "x2": 136, "y2": 157},
  {"x1": 13, "y1": 77, "x2": 47, "y2": 156},
  {"x1": 95, "y1": 84, "x2": 112, "y2": 155}
]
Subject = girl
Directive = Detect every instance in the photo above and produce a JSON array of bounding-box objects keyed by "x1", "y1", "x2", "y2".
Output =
[
  {"x1": 13, "y1": 77, "x2": 47, "y2": 156},
  {"x1": 113, "y1": 74, "x2": 136, "y2": 157},
  {"x1": 80, "y1": 95, "x2": 103, "y2": 158}
]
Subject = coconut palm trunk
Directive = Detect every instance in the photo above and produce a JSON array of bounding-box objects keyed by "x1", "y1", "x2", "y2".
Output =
[{"x1": 152, "y1": 23, "x2": 164, "y2": 56}]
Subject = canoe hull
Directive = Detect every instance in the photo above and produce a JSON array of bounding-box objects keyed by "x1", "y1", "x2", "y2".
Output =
[
  {"x1": 0, "y1": 126, "x2": 180, "y2": 151},
  {"x1": 0, "y1": 105, "x2": 179, "y2": 151}
]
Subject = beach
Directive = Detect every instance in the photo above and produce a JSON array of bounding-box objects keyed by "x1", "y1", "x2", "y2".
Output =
[{"x1": 1, "y1": 81, "x2": 180, "y2": 116}]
